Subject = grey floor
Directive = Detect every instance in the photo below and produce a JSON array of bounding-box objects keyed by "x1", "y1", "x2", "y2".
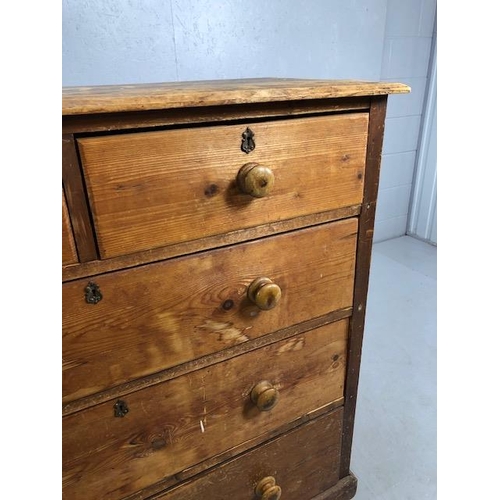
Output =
[{"x1": 351, "y1": 236, "x2": 437, "y2": 499}]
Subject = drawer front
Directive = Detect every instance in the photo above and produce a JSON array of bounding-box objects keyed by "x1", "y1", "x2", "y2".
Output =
[
  {"x1": 62, "y1": 189, "x2": 78, "y2": 265},
  {"x1": 155, "y1": 408, "x2": 343, "y2": 500},
  {"x1": 63, "y1": 219, "x2": 357, "y2": 403},
  {"x1": 62, "y1": 320, "x2": 348, "y2": 500},
  {"x1": 78, "y1": 113, "x2": 368, "y2": 258}
]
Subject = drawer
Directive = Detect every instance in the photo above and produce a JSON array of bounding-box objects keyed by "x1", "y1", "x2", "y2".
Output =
[
  {"x1": 63, "y1": 218, "x2": 357, "y2": 403},
  {"x1": 62, "y1": 189, "x2": 78, "y2": 265},
  {"x1": 78, "y1": 113, "x2": 368, "y2": 258},
  {"x1": 154, "y1": 408, "x2": 344, "y2": 500},
  {"x1": 62, "y1": 320, "x2": 348, "y2": 500}
]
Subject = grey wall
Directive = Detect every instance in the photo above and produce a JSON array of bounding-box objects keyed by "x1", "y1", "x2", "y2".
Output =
[
  {"x1": 62, "y1": 0, "x2": 387, "y2": 85},
  {"x1": 62, "y1": 0, "x2": 436, "y2": 242},
  {"x1": 375, "y1": 0, "x2": 436, "y2": 241}
]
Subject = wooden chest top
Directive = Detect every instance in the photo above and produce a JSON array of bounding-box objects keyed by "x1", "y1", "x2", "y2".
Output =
[{"x1": 63, "y1": 78, "x2": 409, "y2": 115}]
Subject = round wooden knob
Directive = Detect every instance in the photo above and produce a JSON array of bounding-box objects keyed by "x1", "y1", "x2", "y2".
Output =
[
  {"x1": 247, "y1": 277, "x2": 282, "y2": 311},
  {"x1": 251, "y1": 381, "x2": 279, "y2": 411},
  {"x1": 237, "y1": 162, "x2": 275, "y2": 198},
  {"x1": 255, "y1": 476, "x2": 282, "y2": 500}
]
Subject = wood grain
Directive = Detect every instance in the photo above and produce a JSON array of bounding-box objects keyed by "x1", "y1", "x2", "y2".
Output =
[
  {"x1": 62, "y1": 189, "x2": 78, "y2": 265},
  {"x1": 62, "y1": 205, "x2": 361, "y2": 282},
  {"x1": 137, "y1": 400, "x2": 344, "y2": 498},
  {"x1": 78, "y1": 113, "x2": 368, "y2": 258},
  {"x1": 62, "y1": 320, "x2": 349, "y2": 500},
  {"x1": 63, "y1": 219, "x2": 357, "y2": 403},
  {"x1": 62, "y1": 78, "x2": 410, "y2": 115},
  {"x1": 62, "y1": 134, "x2": 98, "y2": 262},
  {"x1": 62, "y1": 97, "x2": 371, "y2": 134},
  {"x1": 149, "y1": 408, "x2": 343, "y2": 500},
  {"x1": 63, "y1": 308, "x2": 352, "y2": 416},
  {"x1": 340, "y1": 96, "x2": 388, "y2": 477}
]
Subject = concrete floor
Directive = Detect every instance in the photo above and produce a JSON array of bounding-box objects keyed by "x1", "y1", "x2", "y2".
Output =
[{"x1": 351, "y1": 236, "x2": 437, "y2": 499}]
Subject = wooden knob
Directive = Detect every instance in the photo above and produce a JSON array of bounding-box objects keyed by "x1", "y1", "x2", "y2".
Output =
[
  {"x1": 247, "y1": 277, "x2": 281, "y2": 311},
  {"x1": 255, "y1": 476, "x2": 282, "y2": 500},
  {"x1": 237, "y1": 162, "x2": 275, "y2": 198},
  {"x1": 251, "y1": 381, "x2": 279, "y2": 411}
]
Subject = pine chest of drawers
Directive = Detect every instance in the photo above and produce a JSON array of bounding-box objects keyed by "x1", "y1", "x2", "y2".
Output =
[{"x1": 62, "y1": 78, "x2": 409, "y2": 500}]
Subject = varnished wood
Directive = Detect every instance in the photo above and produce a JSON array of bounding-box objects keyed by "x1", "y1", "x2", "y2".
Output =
[
  {"x1": 62, "y1": 134, "x2": 98, "y2": 262},
  {"x1": 340, "y1": 96, "x2": 388, "y2": 478},
  {"x1": 78, "y1": 113, "x2": 368, "y2": 259},
  {"x1": 62, "y1": 98, "x2": 371, "y2": 134},
  {"x1": 62, "y1": 78, "x2": 409, "y2": 115},
  {"x1": 151, "y1": 401, "x2": 345, "y2": 499},
  {"x1": 63, "y1": 219, "x2": 357, "y2": 403},
  {"x1": 255, "y1": 477, "x2": 281, "y2": 500},
  {"x1": 251, "y1": 381, "x2": 279, "y2": 411},
  {"x1": 147, "y1": 409, "x2": 344, "y2": 500},
  {"x1": 62, "y1": 321, "x2": 349, "y2": 500},
  {"x1": 247, "y1": 277, "x2": 282, "y2": 311},
  {"x1": 63, "y1": 308, "x2": 352, "y2": 416},
  {"x1": 62, "y1": 205, "x2": 361, "y2": 282},
  {"x1": 61, "y1": 79, "x2": 404, "y2": 499},
  {"x1": 62, "y1": 189, "x2": 78, "y2": 265},
  {"x1": 126, "y1": 401, "x2": 343, "y2": 500},
  {"x1": 237, "y1": 163, "x2": 275, "y2": 198}
]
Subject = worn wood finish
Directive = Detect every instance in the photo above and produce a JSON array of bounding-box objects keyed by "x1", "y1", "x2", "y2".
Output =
[
  {"x1": 149, "y1": 409, "x2": 343, "y2": 500},
  {"x1": 62, "y1": 79, "x2": 404, "y2": 499},
  {"x1": 63, "y1": 78, "x2": 410, "y2": 115},
  {"x1": 340, "y1": 96, "x2": 388, "y2": 478},
  {"x1": 63, "y1": 308, "x2": 352, "y2": 416},
  {"x1": 139, "y1": 400, "x2": 345, "y2": 499},
  {"x1": 310, "y1": 473, "x2": 357, "y2": 500},
  {"x1": 62, "y1": 205, "x2": 361, "y2": 282},
  {"x1": 62, "y1": 321, "x2": 349, "y2": 500},
  {"x1": 63, "y1": 219, "x2": 357, "y2": 403},
  {"x1": 62, "y1": 98, "x2": 371, "y2": 134},
  {"x1": 78, "y1": 113, "x2": 367, "y2": 259},
  {"x1": 62, "y1": 189, "x2": 78, "y2": 265},
  {"x1": 62, "y1": 134, "x2": 98, "y2": 262}
]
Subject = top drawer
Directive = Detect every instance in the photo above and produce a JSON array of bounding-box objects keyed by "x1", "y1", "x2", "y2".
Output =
[{"x1": 78, "y1": 113, "x2": 368, "y2": 259}]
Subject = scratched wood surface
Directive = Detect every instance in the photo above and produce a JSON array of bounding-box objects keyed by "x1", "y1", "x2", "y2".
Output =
[
  {"x1": 62, "y1": 97, "x2": 371, "y2": 135},
  {"x1": 62, "y1": 189, "x2": 78, "y2": 265},
  {"x1": 63, "y1": 219, "x2": 357, "y2": 403},
  {"x1": 62, "y1": 78, "x2": 410, "y2": 115},
  {"x1": 151, "y1": 408, "x2": 343, "y2": 500},
  {"x1": 62, "y1": 320, "x2": 348, "y2": 500},
  {"x1": 78, "y1": 113, "x2": 368, "y2": 258}
]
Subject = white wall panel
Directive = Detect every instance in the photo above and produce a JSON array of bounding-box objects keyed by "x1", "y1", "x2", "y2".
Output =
[
  {"x1": 408, "y1": 36, "x2": 437, "y2": 244},
  {"x1": 381, "y1": 37, "x2": 433, "y2": 79},
  {"x1": 375, "y1": 0, "x2": 436, "y2": 243},
  {"x1": 385, "y1": 77, "x2": 427, "y2": 118},
  {"x1": 382, "y1": 116, "x2": 422, "y2": 155},
  {"x1": 379, "y1": 152, "x2": 416, "y2": 190}
]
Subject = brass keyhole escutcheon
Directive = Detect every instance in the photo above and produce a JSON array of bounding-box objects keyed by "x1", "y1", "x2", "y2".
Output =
[
  {"x1": 85, "y1": 281, "x2": 102, "y2": 304},
  {"x1": 241, "y1": 127, "x2": 255, "y2": 154},
  {"x1": 114, "y1": 399, "x2": 129, "y2": 418}
]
